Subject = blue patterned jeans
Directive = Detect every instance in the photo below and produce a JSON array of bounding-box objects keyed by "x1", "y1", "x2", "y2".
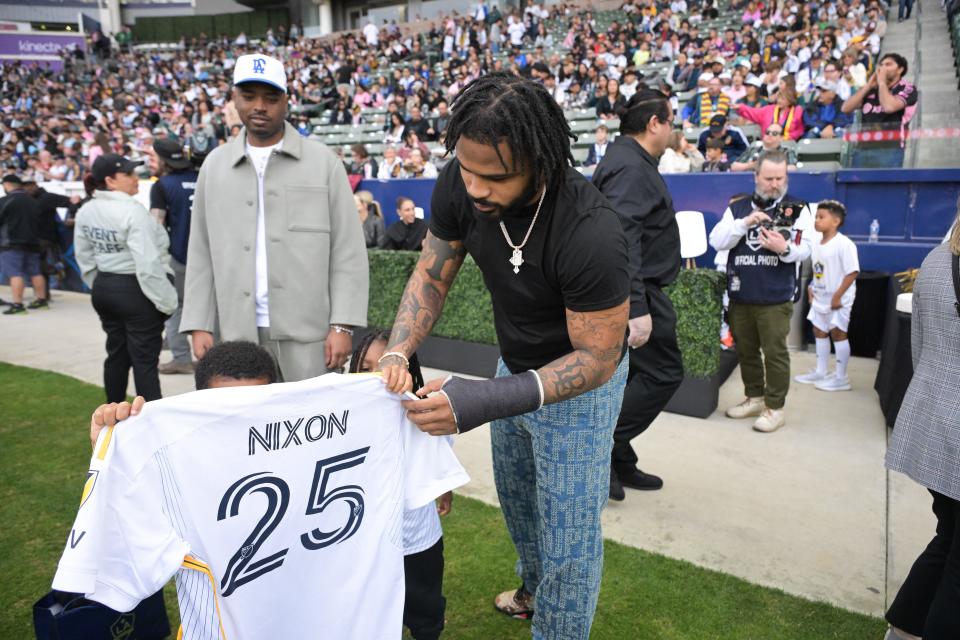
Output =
[{"x1": 490, "y1": 356, "x2": 628, "y2": 640}]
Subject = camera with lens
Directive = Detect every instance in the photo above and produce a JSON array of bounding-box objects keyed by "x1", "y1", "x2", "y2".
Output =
[{"x1": 753, "y1": 195, "x2": 803, "y2": 242}]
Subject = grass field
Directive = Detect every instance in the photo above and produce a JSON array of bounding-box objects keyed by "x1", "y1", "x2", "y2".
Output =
[{"x1": 0, "y1": 362, "x2": 886, "y2": 639}]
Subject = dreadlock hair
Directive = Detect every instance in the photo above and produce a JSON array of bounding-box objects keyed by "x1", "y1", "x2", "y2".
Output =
[
  {"x1": 349, "y1": 330, "x2": 425, "y2": 393},
  {"x1": 443, "y1": 71, "x2": 575, "y2": 190},
  {"x1": 618, "y1": 88, "x2": 671, "y2": 136}
]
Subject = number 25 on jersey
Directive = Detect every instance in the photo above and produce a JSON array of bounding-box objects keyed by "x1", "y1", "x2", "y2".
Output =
[{"x1": 217, "y1": 447, "x2": 369, "y2": 597}]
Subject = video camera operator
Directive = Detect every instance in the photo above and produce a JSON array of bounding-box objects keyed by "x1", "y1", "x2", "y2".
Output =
[{"x1": 709, "y1": 149, "x2": 813, "y2": 433}]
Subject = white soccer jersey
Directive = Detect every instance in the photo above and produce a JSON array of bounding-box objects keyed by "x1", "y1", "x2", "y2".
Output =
[
  {"x1": 53, "y1": 374, "x2": 469, "y2": 640},
  {"x1": 810, "y1": 232, "x2": 860, "y2": 313}
]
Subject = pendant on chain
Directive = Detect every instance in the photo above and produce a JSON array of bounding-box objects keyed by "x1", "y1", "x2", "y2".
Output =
[{"x1": 509, "y1": 248, "x2": 524, "y2": 274}]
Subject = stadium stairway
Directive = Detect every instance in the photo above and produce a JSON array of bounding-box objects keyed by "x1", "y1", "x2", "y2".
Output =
[{"x1": 883, "y1": 0, "x2": 960, "y2": 166}]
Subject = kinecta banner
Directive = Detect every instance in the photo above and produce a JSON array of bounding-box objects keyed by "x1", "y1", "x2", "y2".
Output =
[{"x1": 0, "y1": 32, "x2": 86, "y2": 65}]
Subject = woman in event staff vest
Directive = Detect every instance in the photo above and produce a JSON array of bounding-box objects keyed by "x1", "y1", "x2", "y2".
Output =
[{"x1": 75, "y1": 154, "x2": 178, "y2": 403}]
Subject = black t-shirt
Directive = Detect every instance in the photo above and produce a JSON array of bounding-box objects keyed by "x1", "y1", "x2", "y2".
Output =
[
  {"x1": 382, "y1": 218, "x2": 428, "y2": 251},
  {"x1": 430, "y1": 159, "x2": 630, "y2": 373}
]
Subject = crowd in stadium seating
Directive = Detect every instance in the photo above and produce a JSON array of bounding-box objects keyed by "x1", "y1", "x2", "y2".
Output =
[{"x1": 0, "y1": 0, "x2": 918, "y2": 184}]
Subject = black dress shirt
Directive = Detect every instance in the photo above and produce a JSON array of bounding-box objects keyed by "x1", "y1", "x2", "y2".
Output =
[{"x1": 592, "y1": 135, "x2": 681, "y2": 318}]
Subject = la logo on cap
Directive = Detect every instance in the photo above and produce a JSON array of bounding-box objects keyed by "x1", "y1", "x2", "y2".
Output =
[{"x1": 253, "y1": 58, "x2": 266, "y2": 74}]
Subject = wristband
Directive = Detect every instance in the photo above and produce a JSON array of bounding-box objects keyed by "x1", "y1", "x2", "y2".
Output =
[
  {"x1": 440, "y1": 371, "x2": 544, "y2": 434},
  {"x1": 377, "y1": 351, "x2": 409, "y2": 368}
]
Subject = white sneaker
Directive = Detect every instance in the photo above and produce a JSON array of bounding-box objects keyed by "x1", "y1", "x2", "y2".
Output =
[
  {"x1": 815, "y1": 374, "x2": 852, "y2": 391},
  {"x1": 794, "y1": 370, "x2": 829, "y2": 384},
  {"x1": 753, "y1": 408, "x2": 786, "y2": 433},
  {"x1": 725, "y1": 396, "x2": 765, "y2": 419}
]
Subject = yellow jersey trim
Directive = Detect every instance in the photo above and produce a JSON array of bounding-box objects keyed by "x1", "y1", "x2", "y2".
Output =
[
  {"x1": 95, "y1": 425, "x2": 114, "y2": 461},
  {"x1": 178, "y1": 554, "x2": 227, "y2": 640}
]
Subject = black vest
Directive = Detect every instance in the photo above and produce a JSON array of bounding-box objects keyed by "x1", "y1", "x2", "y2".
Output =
[{"x1": 725, "y1": 193, "x2": 805, "y2": 305}]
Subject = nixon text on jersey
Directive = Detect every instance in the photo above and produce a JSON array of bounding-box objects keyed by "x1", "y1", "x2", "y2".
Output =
[{"x1": 248, "y1": 410, "x2": 350, "y2": 455}]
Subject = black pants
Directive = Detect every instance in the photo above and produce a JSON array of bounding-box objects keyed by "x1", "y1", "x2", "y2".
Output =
[
  {"x1": 886, "y1": 490, "x2": 960, "y2": 638},
  {"x1": 403, "y1": 538, "x2": 445, "y2": 640},
  {"x1": 91, "y1": 273, "x2": 167, "y2": 403},
  {"x1": 612, "y1": 285, "x2": 684, "y2": 475}
]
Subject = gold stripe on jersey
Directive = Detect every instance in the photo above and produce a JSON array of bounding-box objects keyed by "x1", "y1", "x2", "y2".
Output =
[
  {"x1": 79, "y1": 470, "x2": 98, "y2": 508},
  {"x1": 180, "y1": 555, "x2": 227, "y2": 640},
  {"x1": 95, "y1": 425, "x2": 115, "y2": 461}
]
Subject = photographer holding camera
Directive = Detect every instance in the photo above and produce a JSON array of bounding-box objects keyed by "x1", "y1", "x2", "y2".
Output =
[{"x1": 709, "y1": 149, "x2": 813, "y2": 433}]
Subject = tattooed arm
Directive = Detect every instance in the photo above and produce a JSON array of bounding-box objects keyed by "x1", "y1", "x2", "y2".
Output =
[
  {"x1": 379, "y1": 231, "x2": 467, "y2": 393},
  {"x1": 399, "y1": 298, "x2": 629, "y2": 436},
  {"x1": 537, "y1": 299, "x2": 629, "y2": 404}
]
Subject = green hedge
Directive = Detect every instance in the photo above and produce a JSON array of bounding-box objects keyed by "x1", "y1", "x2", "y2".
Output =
[
  {"x1": 368, "y1": 250, "x2": 726, "y2": 378},
  {"x1": 664, "y1": 268, "x2": 727, "y2": 379},
  {"x1": 367, "y1": 250, "x2": 498, "y2": 345}
]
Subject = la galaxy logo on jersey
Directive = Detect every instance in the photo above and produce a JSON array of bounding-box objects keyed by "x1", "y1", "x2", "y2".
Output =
[
  {"x1": 812, "y1": 260, "x2": 826, "y2": 293},
  {"x1": 80, "y1": 469, "x2": 99, "y2": 508}
]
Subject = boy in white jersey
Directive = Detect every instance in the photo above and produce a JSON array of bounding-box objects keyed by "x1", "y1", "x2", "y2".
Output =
[
  {"x1": 88, "y1": 340, "x2": 453, "y2": 640},
  {"x1": 794, "y1": 200, "x2": 860, "y2": 391}
]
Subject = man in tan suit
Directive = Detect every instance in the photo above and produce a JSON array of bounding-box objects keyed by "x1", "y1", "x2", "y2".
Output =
[{"x1": 181, "y1": 54, "x2": 368, "y2": 381}]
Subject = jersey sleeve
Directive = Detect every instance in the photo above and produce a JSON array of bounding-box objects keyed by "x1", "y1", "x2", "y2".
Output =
[
  {"x1": 51, "y1": 426, "x2": 118, "y2": 595},
  {"x1": 894, "y1": 82, "x2": 919, "y2": 108},
  {"x1": 52, "y1": 424, "x2": 190, "y2": 612},
  {"x1": 842, "y1": 237, "x2": 861, "y2": 275},
  {"x1": 88, "y1": 457, "x2": 191, "y2": 611},
  {"x1": 400, "y1": 417, "x2": 469, "y2": 511}
]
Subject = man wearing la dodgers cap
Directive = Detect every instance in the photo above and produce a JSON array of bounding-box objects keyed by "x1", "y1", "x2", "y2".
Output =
[{"x1": 179, "y1": 52, "x2": 369, "y2": 380}]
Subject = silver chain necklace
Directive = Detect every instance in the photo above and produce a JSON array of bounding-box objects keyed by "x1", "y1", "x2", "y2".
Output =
[{"x1": 499, "y1": 187, "x2": 546, "y2": 275}]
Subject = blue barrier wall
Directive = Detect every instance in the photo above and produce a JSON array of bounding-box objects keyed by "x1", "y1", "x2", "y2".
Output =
[{"x1": 360, "y1": 168, "x2": 960, "y2": 274}]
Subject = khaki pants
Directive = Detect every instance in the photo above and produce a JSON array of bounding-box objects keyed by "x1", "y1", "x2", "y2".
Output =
[
  {"x1": 257, "y1": 327, "x2": 329, "y2": 382},
  {"x1": 729, "y1": 301, "x2": 793, "y2": 410}
]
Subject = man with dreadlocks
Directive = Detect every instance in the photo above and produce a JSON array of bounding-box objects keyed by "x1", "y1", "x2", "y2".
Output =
[{"x1": 379, "y1": 72, "x2": 630, "y2": 639}]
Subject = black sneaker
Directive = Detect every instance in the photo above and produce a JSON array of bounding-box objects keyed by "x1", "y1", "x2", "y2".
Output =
[
  {"x1": 3, "y1": 303, "x2": 26, "y2": 315},
  {"x1": 0, "y1": 298, "x2": 10, "y2": 307},
  {"x1": 618, "y1": 468, "x2": 664, "y2": 491},
  {"x1": 27, "y1": 299, "x2": 49, "y2": 310},
  {"x1": 609, "y1": 468, "x2": 625, "y2": 501}
]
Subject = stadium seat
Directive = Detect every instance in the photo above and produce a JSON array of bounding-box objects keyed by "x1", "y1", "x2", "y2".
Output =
[
  {"x1": 684, "y1": 127, "x2": 704, "y2": 143},
  {"x1": 569, "y1": 119, "x2": 598, "y2": 133},
  {"x1": 796, "y1": 138, "x2": 844, "y2": 163},
  {"x1": 573, "y1": 133, "x2": 596, "y2": 146},
  {"x1": 567, "y1": 107, "x2": 598, "y2": 120},
  {"x1": 795, "y1": 160, "x2": 842, "y2": 172},
  {"x1": 740, "y1": 123, "x2": 761, "y2": 141},
  {"x1": 675, "y1": 211, "x2": 708, "y2": 262}
]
